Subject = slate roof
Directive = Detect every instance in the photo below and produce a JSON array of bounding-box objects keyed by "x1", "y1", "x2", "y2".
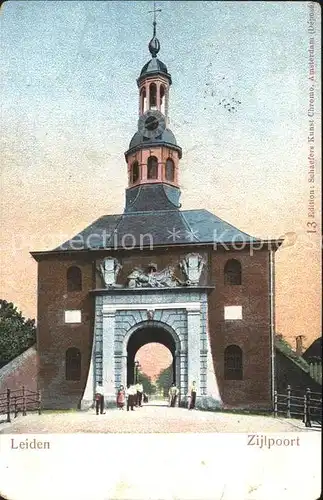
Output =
[
  {"x1": 275, "y1": 337, "x2": 311, "y2": 373},
  {"x1": 138, "y1": 57, "x2": 172, "y2": 84},
  {"x1": 125, "y1": 184, "x2": 181, "y2": 212},
  {"x1": 54, "y1": 188, "x2": 262, "y2": 252},
  {"x1": 128, "y1": 129, "x2": 178, "y2": 151},
  {"x1": 29, "y1": 181, "x2": 282, "y2": 256},
  {"x1": 302, "y1": 337, "x2": 322, "y2": 362}
]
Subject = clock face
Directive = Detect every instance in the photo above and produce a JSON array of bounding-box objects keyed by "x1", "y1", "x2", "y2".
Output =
[{"x1": 138, "y1": 110, "x2": 166, "y2": 139}]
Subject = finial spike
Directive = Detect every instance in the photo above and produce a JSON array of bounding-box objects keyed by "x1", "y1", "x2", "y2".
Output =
[{"x1": 148, "y1": 1, "x2": 162, "y2": 58}]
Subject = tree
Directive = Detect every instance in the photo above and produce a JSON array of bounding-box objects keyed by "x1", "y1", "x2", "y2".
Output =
[
  {"x1": 156, "y1": 364, "x2": 173, "y2": 397},
  {"x1": 137, "y1": 371, "x2": 156, "y2": 395},
  {"x1": 0, "y1": 300, "x2": 36, "y2": 364}
]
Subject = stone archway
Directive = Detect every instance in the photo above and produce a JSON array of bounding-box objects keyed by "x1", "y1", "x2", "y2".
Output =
[
  {"x1": 121, "y1": 320, "x2": 183, "y2": 402},
  {"x1": 81, "y1": 290, "x2": 222, "y2": 410},
  {"x1": 127, "y1": 325, "x2": 176, "y2": 386}
]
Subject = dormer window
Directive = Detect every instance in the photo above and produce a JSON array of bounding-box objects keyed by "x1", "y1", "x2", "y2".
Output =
[{"x1": 147, "y1": 156, "x2": 158, "y2": 179}]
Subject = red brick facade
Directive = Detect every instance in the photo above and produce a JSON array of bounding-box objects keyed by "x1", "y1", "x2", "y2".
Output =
[
  {"x1": 209, "y1": 249, "x2": 271, "y2": 407},
  {"x1": 34, "y1": 245, "x2": 273, "y2": 409},
  {"x1": 36, "y1": 256, "x2": 94, "y2": 407}
]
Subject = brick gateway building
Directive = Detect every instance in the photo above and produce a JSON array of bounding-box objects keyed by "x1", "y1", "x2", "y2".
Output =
[{"x1": 31, "y1": 22, "x2": 282, "y2": 410}]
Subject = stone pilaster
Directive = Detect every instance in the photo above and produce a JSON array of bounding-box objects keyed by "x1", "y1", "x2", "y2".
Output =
[
  {"x1": 80, "y1": 341, "x2": 95, "y2": 410},
  {"x1": 102, "y1": 308, "x2": 116, "y2": 406},
  {"x1": 115, "y1": 353, "x2": 128, "y2": 389},
  {"x1": 187, "y1": 304, "x2": 201, "y2": 395}
]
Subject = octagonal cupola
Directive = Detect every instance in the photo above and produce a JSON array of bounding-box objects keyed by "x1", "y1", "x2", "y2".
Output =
[{"x1": 124, "y1": 12, "x2": 182, "y2": 198}]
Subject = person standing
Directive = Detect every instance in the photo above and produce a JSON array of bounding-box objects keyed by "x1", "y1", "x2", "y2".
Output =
[
  {"x1": 131, "y1": 383, "x2": 138, "y2": 409},
  {"x1": 136, "y1": 382, "x2": 143, "y2": 407},
  {"x1": 168, "y1": 383, "x2": 179, "y2": 407},
  {"x1": 126, "y1": 384, "x2": 135, "y2": 411},
  {"x1": 168, "y1": 383, "x2": 174, "y2": 407},
  {"x1": 95, "y1": 384, "x2": 105, "y2": 415},
  {"x1": 134, "y1": 382, "x2": 139, "y2": 407},
  {"x1": 116, "y1": 385, "x2": 126, "y2": 410},
  {"x1": 125, "y1": 384, "x2": 130, "y2": 410},
  {"x1": 188, "y1": 381, "x2": 197, "y2": 410}
]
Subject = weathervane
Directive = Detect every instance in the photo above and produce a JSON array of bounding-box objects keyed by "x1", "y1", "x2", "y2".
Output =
[{"x1": 149, "y1": 1, "x2": 162, "y2": 36}]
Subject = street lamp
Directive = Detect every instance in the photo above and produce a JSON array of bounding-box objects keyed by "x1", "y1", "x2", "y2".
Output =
[{"x1": 134, "y1": 360, "x2": 140, "y2": 384}]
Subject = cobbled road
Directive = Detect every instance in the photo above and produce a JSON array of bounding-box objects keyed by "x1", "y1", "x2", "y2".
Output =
[{"x1": 0, "y1": 400, "x2": 314, "y2": 434}]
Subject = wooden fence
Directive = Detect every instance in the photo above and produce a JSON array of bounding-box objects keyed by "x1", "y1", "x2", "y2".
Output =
[
  {"x1": 274, "y1": 386, "x2": 322, "y2": 427},
  {"x1": 0, "y1": 387, "x2": 41, "y2": 423}
]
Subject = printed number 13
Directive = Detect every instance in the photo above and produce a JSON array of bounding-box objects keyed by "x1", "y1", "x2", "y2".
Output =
[{"x1": 307, "y1": 221, "x2": 317, "y2": 233}]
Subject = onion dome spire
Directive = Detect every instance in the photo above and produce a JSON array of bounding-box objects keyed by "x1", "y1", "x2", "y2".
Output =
[{"x1": 148, "y1": 2, "x2": 161, "y2": 58}]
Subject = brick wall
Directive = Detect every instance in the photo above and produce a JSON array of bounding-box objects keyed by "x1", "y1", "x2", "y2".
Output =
[
  {"x1": 37, "y1": 256, "x2": 95, "y2": 408},
  {"x1": 35, "y1": 245, "x2": 272, "y2": 409},
  {"x1": 208, "y1": 248, "x2": 272, "y2": 408},
  {"x1": 0, "y1": 345, "x2": 38, "y2": 394}
]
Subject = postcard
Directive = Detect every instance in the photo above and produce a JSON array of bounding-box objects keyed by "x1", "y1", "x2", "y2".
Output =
[{"x1": 0, "y1": 1, "x2": 321, "y2": 499}]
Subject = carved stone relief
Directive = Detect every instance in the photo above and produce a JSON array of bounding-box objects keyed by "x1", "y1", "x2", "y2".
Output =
[
  {"x1": 127, "y1": 264, "x2": 183, "y2": 288},
  {"x1": 180, "y1": 253, "x2": 205, "y2": 286},
  {"x1": 97, "y1": 257, "x2": 122, "y2": 288}
]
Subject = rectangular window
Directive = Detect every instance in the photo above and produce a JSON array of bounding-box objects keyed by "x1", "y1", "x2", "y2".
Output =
[
  {"x1": 64, "y1": 310, "x2": 82, "y2": 324},
  {"x1": 224, "y1": 306, "x2": 242, "y2": 320}
]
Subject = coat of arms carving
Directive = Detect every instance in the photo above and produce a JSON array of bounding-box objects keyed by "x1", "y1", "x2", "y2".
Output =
[
  {"x1": 97, "y1": 257, "x2": 122, "y2": 288},
  {"x1": 180, "y1": 253, "x2": 205, "y2": 285}
]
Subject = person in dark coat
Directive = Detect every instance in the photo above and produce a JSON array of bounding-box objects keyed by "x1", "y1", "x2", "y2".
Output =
[
  {"x1": 126, "y1": 384, "x2": 136, "y2": 411},
  {"x1": 95, "y1": 384, "x2": 105, "y2": 415},
  {"x1": 168, "y1": 383, "x2": 179, "y2": 407},
  {"x1": 188, "y1": 381, "x2": 197, "y2": 410}
]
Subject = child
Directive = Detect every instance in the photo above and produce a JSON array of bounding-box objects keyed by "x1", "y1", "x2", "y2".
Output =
[{"x1": 116, "y1": 385, "x2": 126, "y2": 410}]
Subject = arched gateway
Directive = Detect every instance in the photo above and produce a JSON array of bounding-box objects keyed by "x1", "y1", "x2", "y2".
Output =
[
  {"x1": 81, "y1": 288, "x2": 222, "y2": 410},
  {"x1": 125, "y1": 322, "x2": 179, "y2": 387}
]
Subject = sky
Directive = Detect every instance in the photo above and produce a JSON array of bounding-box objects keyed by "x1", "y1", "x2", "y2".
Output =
[{"x1": 0, "y1": 0, "x2": 321, "y2": 349}]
